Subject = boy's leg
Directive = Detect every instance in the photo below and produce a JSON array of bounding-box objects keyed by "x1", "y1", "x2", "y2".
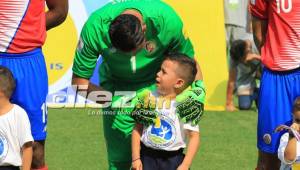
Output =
[{"x1": 0, "y1": 49, "x2": 48, "y2": 169}]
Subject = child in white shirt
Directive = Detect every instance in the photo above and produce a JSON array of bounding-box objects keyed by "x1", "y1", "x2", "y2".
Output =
[
  {"x1": 131, "y1": 53, "x2": 200, "y2": 170},
  {"x1": 0, "y1": 66, "x2": 33, "y2": 170},
  {"x1": 278, "y1": 97, "x2": 300, "y2": 170}
]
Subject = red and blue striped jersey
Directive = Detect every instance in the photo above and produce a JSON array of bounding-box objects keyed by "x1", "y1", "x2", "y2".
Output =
[
  {"x1": 250, "y1": 0, "x2": 300, "y2": 71},
  {"x1": 0, "y1": 0, "x2": 46, "y2": 53}
]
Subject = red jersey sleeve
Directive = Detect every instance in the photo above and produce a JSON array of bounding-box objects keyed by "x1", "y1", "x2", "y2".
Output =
[{"x1": 249, "y1": 0, "x2": 269, "y2": 19}]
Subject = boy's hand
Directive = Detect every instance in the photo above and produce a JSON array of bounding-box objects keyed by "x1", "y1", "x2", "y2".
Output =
[
  {"x1": 176, "y1": 80, "x2": 205, "y2": 126},
  {"x1": 177, "y1": 163, "x2": 189, "y2": 170},
  {"x1": 132, "y1": 159, "x2": 143, "y2": 170}
]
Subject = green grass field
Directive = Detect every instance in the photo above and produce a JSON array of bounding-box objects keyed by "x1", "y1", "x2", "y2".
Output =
[{"x1": 46, "y1": 108, "x2": 258, "y2": 170}]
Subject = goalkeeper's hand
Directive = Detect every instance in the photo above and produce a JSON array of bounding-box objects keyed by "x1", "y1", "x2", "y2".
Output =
[
  {"x1": 131, "y1": 88, "x2": 158, "y2": 126},
  {"x1": 176, "y1": 80, "x2": 205, "y2": 126},
  {"x1": 111, "y1": 85, "x2": 158, "y2": 126}
]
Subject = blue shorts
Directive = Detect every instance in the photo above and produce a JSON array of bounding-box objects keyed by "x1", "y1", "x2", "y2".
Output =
[
  {"x1": 0, "y1": 48, "x2": 48, "y2": 141},
  {"x1": 258, "y1": 67, "x2": 300, "y2": 154}
]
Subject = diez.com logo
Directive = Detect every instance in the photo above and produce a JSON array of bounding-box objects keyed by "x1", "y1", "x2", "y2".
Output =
[{"x1": 47, "y1": 85, "x2": 172, "y2": 109}]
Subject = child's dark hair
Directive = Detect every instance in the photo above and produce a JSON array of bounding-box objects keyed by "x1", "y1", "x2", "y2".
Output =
[
  {"x1": 293, "y1": 97, "x2": 300, "y2": 113},
  {"x1": 165, "y1": 52, "x2": 197, "y2": 88},
  {"x1": 109, "y1": 14, "x2": 145, "y2": 52},
  {"x1": 0, "y1": 66, "x2": 15, "y2": 98},
  {"x1": 230, "y1": 39, "x2": 247, "y2": 62}
]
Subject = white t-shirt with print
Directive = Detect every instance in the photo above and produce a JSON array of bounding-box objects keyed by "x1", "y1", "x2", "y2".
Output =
[
  {"x1": 0, "y1": 104, "x2": 33, "y2": 166},
  {"x1": 278, "y1": 132, "x2": 300, "y2": 170},
  {"x1": 141, "y1": 92, "x2": 199, "y2": 151}
]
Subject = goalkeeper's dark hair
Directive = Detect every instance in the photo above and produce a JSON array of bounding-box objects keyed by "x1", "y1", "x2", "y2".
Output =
[
  {"x1": 109, "y1": 14, "x2": 145, "y2": 52},
  {"x1": 165, "y1": 52, "x2": 197, "y2": 88},
  {"x1": 293, "y1": 97, "x2": 300, "y2": 113},
  {"x1": 230, "y1": 39, "x2": 247, "y2": 62},
  {"x1": 0, "y1": 66, "x2": 15, "y2": 99}
]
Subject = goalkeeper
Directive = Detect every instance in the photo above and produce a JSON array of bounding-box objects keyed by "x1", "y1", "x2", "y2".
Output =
[
  {"x1": 131, "y1": 53, "x2": 203, "y2": 170},
  {"x1": 71, "y1": 0, "x2": 205, "y2": 169}
]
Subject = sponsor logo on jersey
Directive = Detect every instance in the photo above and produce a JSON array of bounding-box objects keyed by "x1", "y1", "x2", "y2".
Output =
[{"x1": 145, "y1": 40, "x2": 157, "y2": 54}]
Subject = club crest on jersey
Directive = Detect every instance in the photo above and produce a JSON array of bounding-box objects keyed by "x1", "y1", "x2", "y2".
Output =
[
  {"x1": 145, "y1": 40, "x2": 157, "y2": 54},
  {"x1": 0, "y1": 132, "x2": 8, "y2": 162},
  {"x1": 263, "y1": 133, "x2": 272, "y2": 144}
]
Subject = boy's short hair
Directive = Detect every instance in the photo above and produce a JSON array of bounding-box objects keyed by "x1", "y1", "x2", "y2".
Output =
[
  {"x1": 109, "y1": 14, "x2": 145, "y2": 52},
  {"x1": 230, "y1": 39, "x2": 247, "y2": 62},
  {"x1": 165, "y1": 52, "x2": 197, "y2": 88},
  {"x1": 0, "y1": 66, "x2": 15, "y2": 98},
  {"x1": 293, "y1": 97, "x2": 300, "y2": 112}
]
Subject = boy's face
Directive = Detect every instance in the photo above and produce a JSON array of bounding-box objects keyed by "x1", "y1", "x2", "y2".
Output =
[{"x1": 156, "y1": 60, "x2": 181, "y2": 96}]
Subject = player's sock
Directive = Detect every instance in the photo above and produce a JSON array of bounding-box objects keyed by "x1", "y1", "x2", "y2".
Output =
[{"x1": 31, "y1": 165, "x2": 48, "y2": 170}]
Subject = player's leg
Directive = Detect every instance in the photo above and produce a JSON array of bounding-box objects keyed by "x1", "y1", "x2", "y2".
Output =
[
  {"x1": 31, "y1": 141, "x2": 47, "y2": 169},
  {"x1": 257, "y1": 150, "x2": 280, "y2": 170},
  {"x1": 103, "y1": 113, "x2": 134, "y2": 170},
  {"x1": 225, "y1": 25, "x2": 233, "y2": 66},
  {"x1": 257, "y1": 67, "x2": 300, "y2": 170},
  {"x1": 0, "y1": 48, "x2": 49, "y2": 170},
  {"x1": 256, "y1": 150, "x2": 263, "y2": 170},
  {"x1": 232, "y1": 25, "x2": 248, "y2": 41}
]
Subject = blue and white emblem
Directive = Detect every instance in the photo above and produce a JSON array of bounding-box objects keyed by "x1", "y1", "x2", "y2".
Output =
[
  {"x1": 145, "y1": 115, "x2": 176, "y2": 148},
  {"x1": 0, "y1": 132, "x2": 8, "y2": 162}
]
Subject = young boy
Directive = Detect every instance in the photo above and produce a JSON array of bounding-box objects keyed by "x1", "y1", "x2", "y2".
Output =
[
  {"x1": 0, "y1": 66, "x2": 33, "y2": 170},
  {"x1": 278, "y1": 97, "x2": 300, "y2": 170},
  {"x1": 226, "y1": 37, "x2": 261, "y2": 111},
  {"x1": 131, "y1": 53, "x2": 200, "y2": 170}
]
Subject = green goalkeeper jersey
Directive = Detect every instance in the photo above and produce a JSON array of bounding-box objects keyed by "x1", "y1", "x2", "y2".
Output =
[{"x1": 72, "y1": 0, "x2": 194, "y2": 91}]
